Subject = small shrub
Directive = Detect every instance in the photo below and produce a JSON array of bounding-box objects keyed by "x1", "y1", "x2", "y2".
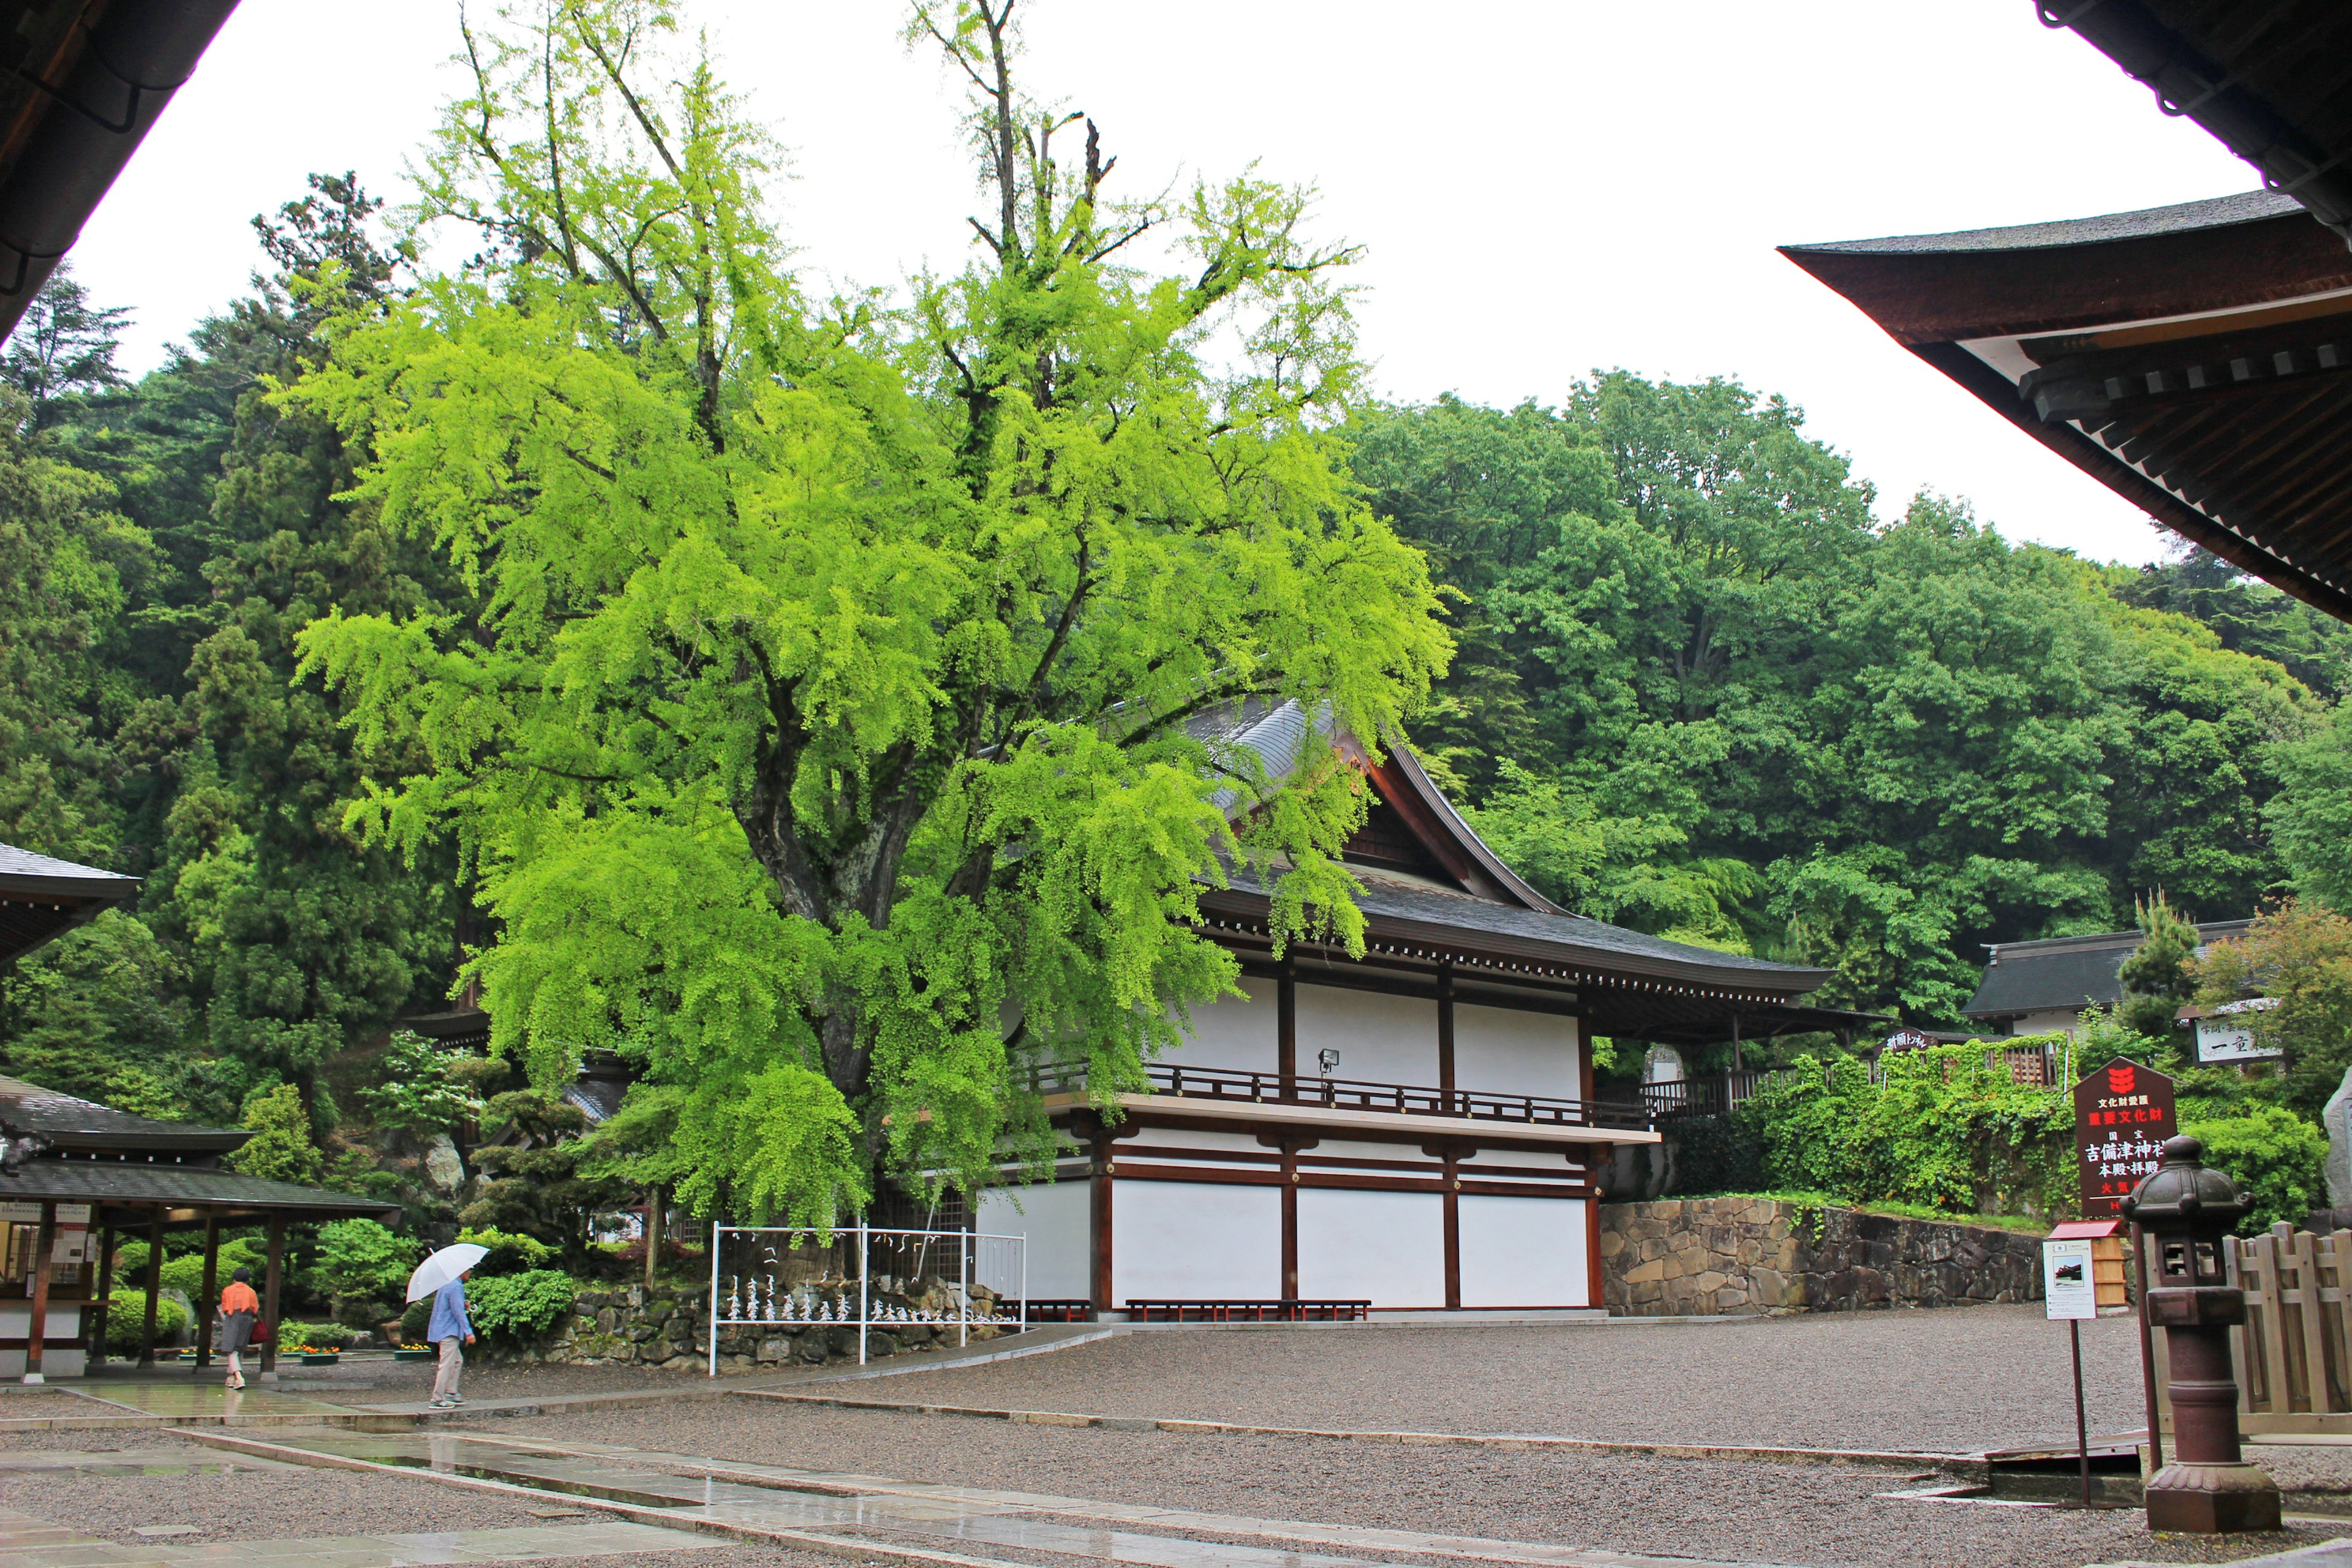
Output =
[
  {"x1": 1672, "y1": 1114, "x2": 1763, "y2": 1194},
  {"x1": 317, "y1": 1219, "x2": 421, "y2": 1302},
  {"x1": 2184, "y1": 1105, "x2": 2331, "y2": 1233},
  {"x1": 102, "y1": 1292, "x2": 189, "y2": 1355},
  {"x1": 465, "y1": 1270, "x2": 578, "y2": 1345},
  {"x1": 456, "y1": 1226, "x2": 554, "y2": 1276},
  {"x1": 276, "y1": 1321, "x2": 356, "y2": 1351},
  {"x1": 400, "y1": 1298, "x2": 431, "y2": 1346}
]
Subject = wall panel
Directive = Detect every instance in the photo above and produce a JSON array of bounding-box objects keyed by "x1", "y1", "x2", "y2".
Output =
[
  {"x1": 1112, "y1": 1180, "x2": 1280, "y2": 1302},
  {"x1": 1297, "y1": 1187, "x2": 1444, "y2": 1308},
  {"x1": 975, "y1": 1181, "x2": 1091, "y2": 1300},
  {"x1": 1457, "y1": 1194, "x2": 1588, "y2": 1307}
]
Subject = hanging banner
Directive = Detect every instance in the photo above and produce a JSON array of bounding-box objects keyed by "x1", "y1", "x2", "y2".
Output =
[{"x1": 2072, "y1": 1057, "x2": 2177, "y2": 1217}]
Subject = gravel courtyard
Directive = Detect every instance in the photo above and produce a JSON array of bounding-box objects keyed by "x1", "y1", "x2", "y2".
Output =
[
  {"x1": 475, "y1": 1400, "x2": 2342, "y2": 1568},
  {"x1": 848, "y1": 1305, "x2": 2150, "y2": 1455}
]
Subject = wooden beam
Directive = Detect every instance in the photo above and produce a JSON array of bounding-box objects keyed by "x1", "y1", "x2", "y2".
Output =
[
  {"x1": 195, "y1": 1211, "x2": 220, "y2": 1371},
  {"x1": 21, "y1": 1202, "x2": 54, "y2": 1382},
  {"x1": 1277, "y1": 962, "x2": 1297, "y2": 1100},
  {"x1": 1437, "y1": 967, "x2": 1457, "y2": 1114},
  {"x1": 1088, "y1": 1120, "x2": 1114, "y2": 1317},
  {"x1": 89, "y1": 1226, "x2": 114, "y2": 1368},
  {"x1": 138, "y1": 1209, "x2": 162, "y2": 1368},
  {"x1": 1442, "y1": 1148, "x2": 1461, "y2": 1311},
  {"x1": 259, "y1": 1215, "x2": 285, "y2": 1378}
]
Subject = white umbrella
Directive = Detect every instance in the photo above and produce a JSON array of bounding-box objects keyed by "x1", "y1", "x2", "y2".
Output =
[{"x1": 405, "y1": 1243, "x2": 489, "y2": 1304}]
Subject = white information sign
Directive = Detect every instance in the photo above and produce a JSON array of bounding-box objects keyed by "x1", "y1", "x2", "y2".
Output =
[
  {"x1": 2196, "y1": 1010, "x2": 2283, "y2": 1064},
  {"x1": 2044, "y1": 1238, "x2": 2097, "y2": 1321}
]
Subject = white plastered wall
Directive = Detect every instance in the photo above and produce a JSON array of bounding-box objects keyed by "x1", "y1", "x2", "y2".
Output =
[
  {"x1": 1458, "y1": 1194, "x2": 1588, "y2": 1308},
  {"x1": 1297, "y1": 1187, "x2": 1444, "y2": 1307},
  {"x1": 1453, "y1": 1003, "x2": 1580, "y2": 1099},
  {"x1": 975, "y1": 1182, "x2": 1091, "y2": 1300},
  {"x1": 1112, "y1": 1180, "x2": 1279, "y2": 1301},
  {"x1": 1294, "y1": 984, "x2": 1439, "y2": 1085},
  {"x1": 1159, "y1": 977, "x2": 1279, "y2": 1074}
]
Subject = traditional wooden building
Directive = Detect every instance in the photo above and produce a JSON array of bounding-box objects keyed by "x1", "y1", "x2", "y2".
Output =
[
  {"x1": 1964, "y1": 919, "x2": 2251, "y2": 1039},
  {"x1": 0, "y1": 842, "x2": 397, "y2": 1380},
  {"x1": 977, "y1": 704, "x2": 1860, "y2": 1318}
]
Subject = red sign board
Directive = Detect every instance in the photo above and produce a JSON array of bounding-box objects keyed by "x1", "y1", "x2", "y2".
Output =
[{"x1": 2071, "y1": 1057, "x2": 2177, "y2": 1216}]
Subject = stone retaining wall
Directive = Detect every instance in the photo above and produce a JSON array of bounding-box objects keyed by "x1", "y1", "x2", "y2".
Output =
[
  {"x1": 1599, "y1": 1197, "x2": 2044, "y2": 1316},
  {"x1": 505, "y1": 1284, "x2": 1006, "y2": 1370}
]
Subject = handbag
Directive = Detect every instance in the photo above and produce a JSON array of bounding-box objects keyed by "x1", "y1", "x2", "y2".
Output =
[{"x1": 252, "y1": 1319, "x2": 271, "y2": 1343}]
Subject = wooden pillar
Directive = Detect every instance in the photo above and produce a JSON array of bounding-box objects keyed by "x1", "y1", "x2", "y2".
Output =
[
  {"x1": 89, "y1": 1226, "x2": 116, "y2": 1368},
  {"x1": 1574, "y1": 1017, "x2": 1607, "y2": 1314},
  {"x1": 1280, "y1": 1146, "x2": 1300, "y2": 1302},
  {"x1": 1088, "y1": 1122, "x2": 1114, "y2": 1318},
  {"x1": 1730, "y1": 1013, "x2": 1742, "y2": 1075},
  {"x1": 258, "y1": 1215, "x2": 285, "y2": 1377},
  {"x1": 1442, "y1": 1148, "x2": 1461, "y2": 1310},
  {"x1": 1437, "y1": 968, "x2": 1456, "y2": 1114},
  {"x1": 1276, "y1": 963, "x2": 1297, "y2": 1101},
  {"x1": 21, "y1": 1202, "x2": 55, "y2": 1382},
  {"x1": 195, "y1": 1212, "x2": 221, "y2": 1371},
  {"x1": 138, "y1": 1210, "x2": 163, "y2": 1368}
]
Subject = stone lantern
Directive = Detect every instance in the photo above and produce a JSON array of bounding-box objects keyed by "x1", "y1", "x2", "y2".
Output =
[{"x1": 2120, "y1": 1134, "x2": 2280, "y2": 1533}]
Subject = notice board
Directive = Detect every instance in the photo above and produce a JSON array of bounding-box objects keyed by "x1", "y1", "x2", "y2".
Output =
[{"x1": 2071, "y1": 1057, "x2": 2176, "y2": 1218}]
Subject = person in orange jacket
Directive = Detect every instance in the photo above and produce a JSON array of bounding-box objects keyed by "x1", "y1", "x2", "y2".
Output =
[{"x1": 217, "y1": 1267, "x2": 262, "y2": 1390}]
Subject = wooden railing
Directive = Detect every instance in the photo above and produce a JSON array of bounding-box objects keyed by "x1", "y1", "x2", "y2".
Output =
[
  {"x1": 2151, "y1": 1224, "x2": 2352, "y2": 1436},
  {"x1": 1030, "y1": 1061, "x2": 1652, "y2": 1133}
]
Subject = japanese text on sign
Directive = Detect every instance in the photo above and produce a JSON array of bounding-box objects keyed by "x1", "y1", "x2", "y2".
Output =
[{"x1": 2071, "y1": 1058, "x2": 2176, "y2": 1216}]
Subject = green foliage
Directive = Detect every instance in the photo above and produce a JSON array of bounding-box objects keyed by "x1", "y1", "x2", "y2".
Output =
[
  {"x1": 1741, "y1": 1041, "x2": 2076, "y2": 1215},
  {"x1": 288, "y1": 0, "x2": 1447, "y2": 1222},
  {"x1": 460, "y1": 1090, "x2": 622, "y2": 1256},
  {"x1": 276, "y1": 1320, "x2": 357, "y2": 1350},
  {"x1": 463, "y1": 1268, "x2": 578, "y2": 1345},
  {"x1": 315, "y1": 1219, "x2": 421, "y2": 1301},
  {"x1": 2270, "y1": 704, "x2": 2352, "y2": 911},
  {"x1": 227, "y1": 1082, "x2": 323, "y2": 1183},
  {"x1": 2191, "y1": 900, "x2": 2352, "y2": 1118},
  {"x1": 454, "y1": 1225, "x2": 554, "y2": 1276},
  {"x1": 0, "y1": 910, "x2": 193, "y2": 1117},
  {"x1": 1672, "y1": 1114, "x2": 1764, "y2": 1194},
  {"x1": 2120, "y1": 891, "x2": 2201, "y2": 1039},
  {"x1": 103, "y1": 1291, "x2": 189, "y2": 1354},
  {"x1": 154, "y1": 1238, "x2": 267, "y2": 1297},
  {"x1": 1362, "y1": 390, "x2": 2323, "y2": 1023},
  {"x1": 358, "y1": 1031, "x2": 481, "y2": 1134},
  {"x1": 2181, "y1": 1105, "x2": 2329, "y2": 1234}
]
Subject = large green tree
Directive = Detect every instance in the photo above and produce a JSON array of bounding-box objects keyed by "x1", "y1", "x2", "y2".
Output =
[{"x1": 292, "y1": 0, "x2": 1447, "y2": 1223}]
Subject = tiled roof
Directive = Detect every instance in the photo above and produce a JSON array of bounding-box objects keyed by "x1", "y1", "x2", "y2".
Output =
[
  {"x1": 0, "y1": 1075, "x2": 247, "y2": 1152},
  {"x1": 1964, "y1": 921, "x2": 2253, "y2": 1019},
  {"x1": 1786, "y1": 190, "x2": 2300, "y2": 256},
  {"x1": 0, "y1": 841, "x2": 139, "y2": 891},
  {"x1": 1215, "y1": 866, "x2": 1830, "y2": 994},
  {"x1": 0, "y1": 1158, "x2": 398, "y2": 1217}
]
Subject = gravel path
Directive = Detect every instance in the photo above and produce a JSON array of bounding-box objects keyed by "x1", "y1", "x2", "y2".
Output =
[
  {"x1": 473, "y1": 1401, "x2": 2340, "y2": 1568},
  {"x1": 843, "y1": 1307, "x2": 2148, "y2": 1455},
  {"x1": 0, "y1": 1392, "x2": 107, "y2": 1418}
]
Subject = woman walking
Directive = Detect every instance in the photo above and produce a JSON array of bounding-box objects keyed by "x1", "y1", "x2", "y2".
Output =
[{"x1": 217, "y1": 1267, "x2": 260, "y2": 1390}]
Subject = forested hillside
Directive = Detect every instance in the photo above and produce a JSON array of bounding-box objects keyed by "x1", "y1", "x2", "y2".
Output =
[
  {"x1": 1354, "y1": 382, "x2": 2352, "y2": 1019},
  {"x1": 6, "y1": 178, "x2": 2352, "y2": 1160}
]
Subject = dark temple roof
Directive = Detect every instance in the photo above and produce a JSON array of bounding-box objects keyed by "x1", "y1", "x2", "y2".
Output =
[
  {"x1": 0, "y1": 1074, "x2": 246, "y2": 1154},
  {"x1": 1963, "y1": 920, "x2": 2252, "y2": 1023},
  {"x1": 0, "y1": 841, "x2": 139, "y2": 965},
  {"x1": 1782, "y1": 4, "x2": 2352, "y2": 627},
  {"x1": 1, "y1": 1159, "x2": 400, "y2": 1224}
]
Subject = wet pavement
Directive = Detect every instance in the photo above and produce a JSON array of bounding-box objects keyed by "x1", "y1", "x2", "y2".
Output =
[
  {"x1": 0, "y1": 1501, "x2": 720, "y2": 1565},
  {"x1": 192, "y1": 1428, "x2": 1795, "y2": 1568}
]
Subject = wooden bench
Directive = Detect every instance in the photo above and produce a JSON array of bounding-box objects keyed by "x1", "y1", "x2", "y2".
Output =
[{"x1": 1123, "y1": 1299, "x2": 1370, "y2": 1322}]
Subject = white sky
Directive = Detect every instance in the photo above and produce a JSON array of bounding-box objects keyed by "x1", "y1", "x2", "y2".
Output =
[{"x1": 70, "y1": 1, "x2": 2260, "y2": 565}]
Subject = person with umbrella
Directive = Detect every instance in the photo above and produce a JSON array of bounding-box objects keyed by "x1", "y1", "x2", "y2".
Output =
[{"x1": 408, "y1": 1243, "x2": 486, "y2": 1409}]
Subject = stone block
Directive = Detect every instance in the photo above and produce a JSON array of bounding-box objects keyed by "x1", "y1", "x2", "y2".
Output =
[
  {"x1": 1692, "y1": 1270, "x2": 1730, "y2": 1294},
  {"x1": 1599, "y1": 1232, "x2": 1626, "y2": 1259}
]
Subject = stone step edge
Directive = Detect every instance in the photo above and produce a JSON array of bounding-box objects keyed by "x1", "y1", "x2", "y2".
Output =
[
  {"x1": 183, "y1": 1428, "x2": 1057, "y2": 1568},
  {"x1": 740, "y1": 1391, "x2": 1986, "y2": 1477}
]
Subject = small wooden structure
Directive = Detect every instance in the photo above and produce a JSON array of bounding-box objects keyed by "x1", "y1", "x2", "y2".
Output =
[
  {"x1": 1, "y1": 840, "x2": 399, "y2": 1381},
  {"x1": 2151, "y1": 1224, "x2": 2352, "y2": 1437}
]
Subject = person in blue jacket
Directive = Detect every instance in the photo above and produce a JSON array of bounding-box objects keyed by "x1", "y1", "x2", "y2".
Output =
[{"x1": 428, "y1": 1269, "x2": 477, "y2": 1409}]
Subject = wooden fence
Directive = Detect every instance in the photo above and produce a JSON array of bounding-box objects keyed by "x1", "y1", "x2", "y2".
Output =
[{"x1": 2151, "y1": 1223, "x2": 2352, "y2": 1436}]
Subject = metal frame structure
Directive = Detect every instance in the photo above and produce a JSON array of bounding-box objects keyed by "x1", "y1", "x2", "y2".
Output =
[{"x1": 705, "y1": 1221, "x2": 1027, "y2": 1373}]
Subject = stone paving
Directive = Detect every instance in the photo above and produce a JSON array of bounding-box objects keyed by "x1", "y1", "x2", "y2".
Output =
[{"x1": 0, "y1": 1502, "x2": 719, "y2": 1565}]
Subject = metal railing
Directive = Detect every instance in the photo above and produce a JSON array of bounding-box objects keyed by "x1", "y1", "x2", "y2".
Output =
[
  {"x1": 706, "y1": 1221, "x2": 1027, "y2": 1373},
  {"x1": 1031, "y1": 1061, "x2": 1651, "y2": 1132}
]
